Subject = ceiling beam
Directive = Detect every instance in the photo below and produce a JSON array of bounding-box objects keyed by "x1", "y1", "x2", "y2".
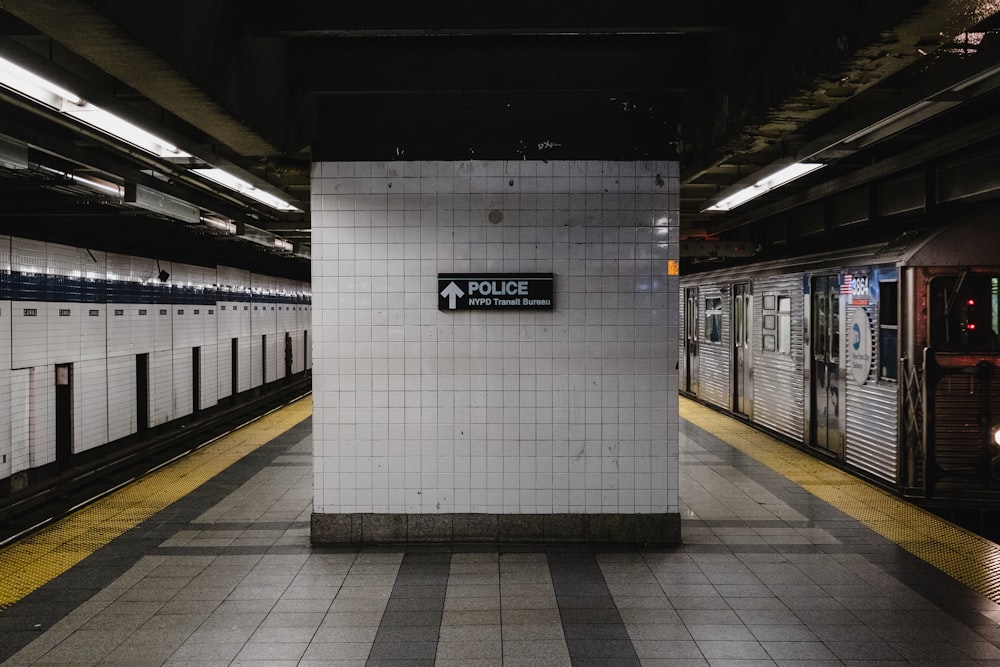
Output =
[
  {"x1": 291, "y1": 34, "x2": 705, "y2": 94},
  {"x1": 242, "y1": 0, "x2": 768, "y2": 36}
]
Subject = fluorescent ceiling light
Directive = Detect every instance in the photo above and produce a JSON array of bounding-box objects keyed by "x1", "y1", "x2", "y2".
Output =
[
  {"x1": 704, "y1": 162, "x2": 825, "y2": 212},
  {"x1": 191, "y1": 167, "x2": 301, "y2": 212},
  {"x1": 0, "y1": 55, "x2": 188, "y2": 159}
]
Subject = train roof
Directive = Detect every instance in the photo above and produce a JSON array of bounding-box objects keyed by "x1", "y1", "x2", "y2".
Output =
[
  {"x1": 900, "y1": 208, "x2": 1000, "y2": 267},
  {"x1": 681, "y1": 208, "x2": 1000, "y2": 281}
]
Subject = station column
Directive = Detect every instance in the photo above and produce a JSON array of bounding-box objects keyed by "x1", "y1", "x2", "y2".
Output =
[{"x1": 310, "y1": 160, "x2": 679, "y2": 543}]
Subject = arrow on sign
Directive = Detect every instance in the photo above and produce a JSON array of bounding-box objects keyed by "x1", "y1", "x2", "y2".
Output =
[{"x1": 440, "y1": 281, "x2": 464, "y2": 309}]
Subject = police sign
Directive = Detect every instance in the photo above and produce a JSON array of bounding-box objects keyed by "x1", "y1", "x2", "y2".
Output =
[{"x1": 438, "y1": 273, "x2": 554, "y2": 311}]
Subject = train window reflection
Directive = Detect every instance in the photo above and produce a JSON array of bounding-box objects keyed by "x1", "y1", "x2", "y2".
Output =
[
  {"x1": 930, "y1": 274, "x2": 1000, "y2": 350},
  {"x1": 705, "y1": 297, "x2": 722, "y2": 343}
]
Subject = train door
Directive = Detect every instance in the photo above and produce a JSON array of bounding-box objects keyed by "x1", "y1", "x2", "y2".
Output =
[
  {"x1": 810, "y1": 275, "x2": 844, "y2": 457},
  {"x1": 732, "y1": 282, "x2": 752, "y2": 416},
  {"x1": 684, "y1": 287, "x2": 699, "y2": 394}
]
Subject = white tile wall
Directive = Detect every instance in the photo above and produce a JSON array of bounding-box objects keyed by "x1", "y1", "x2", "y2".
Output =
[
  {"x1": 216, "y1": 338, "x2": 233, "y2": 400},
  {"x1": 0, "y1": 236, "x2": 10, "y2": 378},
  {"x1": 106, "y1": 356, "x2": 136, "y2": 441},
  {"x1": 106, "y1": 252, "x2": 135, "y2": 358},
  {"x1": 150, "y1": 350, "x2": 174, "y2": 427},
  {"x1": 237, "y1": 331, "x2": 253, "y2": 393},
  {"x1": 312, "y1": 160, "x2": 679, "y2": 515},
  {"x1": 11, "y1": 301, "x2": 46, "y2": 369},
  {"x1": 10, "y1": 368, "x2": 30, "y2": 474},
  {"x1": 28, "y1": 364, "x2": 53, "y2": 468},
  {"x1": 75, "y1": 359, "x2": 109, "y2": 453},
  {"x1": 80, "y1": 299, "x2": 107, "y2": 364},
  {"x1": 251, "y1": 274, "x2": 279, "y2": 384},
  {"x1": 12, "y1": 237, "x2": 49, "y2": 369},
  {"x1": 215, "y1": 266, "x2": 240, "y2": 400},
  {"x1": 47, "y1": 302, "x2": 79, "y2": 364},
  {"x1": 200, "y1": 342, "x2": 219, "y2": 410},
  {"x1": 0, "y1": 239, "x2": 311, "y2": 482},
  {"x1": 172, "y1": 348, "x2": 194, "y2": 419},
  {"x1": 249, "y1": 332, "x2": 263, "y2": 388},
  {"x1": 0, "y1": 239, "x2": 8, "y2": 472}
]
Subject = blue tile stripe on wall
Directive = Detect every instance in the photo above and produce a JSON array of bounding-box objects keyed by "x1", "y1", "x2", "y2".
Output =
[{"x1": 3, "y1": 272, "x2": 311, "y2": 305}]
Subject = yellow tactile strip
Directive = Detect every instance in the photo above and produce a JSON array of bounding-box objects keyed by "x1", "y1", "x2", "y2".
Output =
[
  {"x1": 0, "y1": 396, "x2": 312, "y2": 611},
  {"x1": 681, "y1": 397, "x2": 1000, "y2": 603}
]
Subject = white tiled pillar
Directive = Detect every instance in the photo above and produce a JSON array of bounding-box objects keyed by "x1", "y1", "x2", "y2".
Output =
[{"x1": 311, "y1": 160, "x2": 679, "y2": 543}]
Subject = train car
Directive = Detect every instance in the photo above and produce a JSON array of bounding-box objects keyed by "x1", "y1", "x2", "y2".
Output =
[
  {"x1": 0, "y1": 235, "x2": 311, "y2": 491},
  {"x1": 680, "y1": 211, "x2": 1000, "y2": 511}
]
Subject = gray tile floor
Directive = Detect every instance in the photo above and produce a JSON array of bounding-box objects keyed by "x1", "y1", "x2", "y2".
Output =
[{"x1": 3, "y1": 416, "x2": 1000, "y2": 665}]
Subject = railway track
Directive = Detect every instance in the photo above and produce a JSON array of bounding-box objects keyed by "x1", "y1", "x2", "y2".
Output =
[{"x1": 0, "y1": 375, "x2": 311, "y2": 546}]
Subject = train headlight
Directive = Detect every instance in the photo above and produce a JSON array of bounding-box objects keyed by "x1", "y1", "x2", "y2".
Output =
[{"x1": 992, "y1": 424, "x2": 1000, "y2": 449}]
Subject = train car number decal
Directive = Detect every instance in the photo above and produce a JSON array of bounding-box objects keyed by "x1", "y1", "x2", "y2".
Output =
[{"x1": 841, "y1": 273, "x2": 869, "y2": 305}]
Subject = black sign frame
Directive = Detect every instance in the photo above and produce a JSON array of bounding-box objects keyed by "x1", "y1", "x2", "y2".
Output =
[{"x1": 438, "y1": 273, "x2": 554, "y2": 311}]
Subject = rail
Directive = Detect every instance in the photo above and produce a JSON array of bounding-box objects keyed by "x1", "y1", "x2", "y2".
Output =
[{"x1": 0, "y1": 374, "x2": 311, "y2": 544}]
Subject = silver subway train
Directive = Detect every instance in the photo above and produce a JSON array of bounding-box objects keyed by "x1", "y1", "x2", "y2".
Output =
[{"x1": 680, "y1": 211, "x2": 1000, "y2": 510}]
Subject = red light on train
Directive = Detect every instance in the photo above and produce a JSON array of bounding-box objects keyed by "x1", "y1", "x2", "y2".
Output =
[
  {"x1": 968, "y1": 323, "x2": 977, "y2": 330},
  {"x1": 968, "y1": 299, "x2": 976, "y2": 306}
]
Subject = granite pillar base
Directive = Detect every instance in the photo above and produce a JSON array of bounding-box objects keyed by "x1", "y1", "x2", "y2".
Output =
[{"x1": 310, "y1": 512, "x2": 681, "y2": 545}]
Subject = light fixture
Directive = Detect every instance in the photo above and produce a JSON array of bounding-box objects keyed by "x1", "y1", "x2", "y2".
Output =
[
  {"x1": 704, "y1": 162, "x2": 825, "y2": 212},
  {"x1": 124, "y1": 183, "x2": 200, "y2": 223},
  {"x1": 37, "y1": 165, "x2": 123, "y2": 199},
  {"x1": 274, "y1": 238, "x2": 294, "y2": 252},
  {"x1": 190, "y1": 167, "x2": 301, "y2": 212},
  {"x1": 202, "y1": 215, "x2": 237, "y2": 234},
  {"x1": 0, "y1": 133, "x2": 28, "y2": 169},
  {"x1": 72, "y1": 173, "x2": 124, "y2": 198},
  {"x1": 0, "y1": 55, "x2": 188, "y2": 159}
]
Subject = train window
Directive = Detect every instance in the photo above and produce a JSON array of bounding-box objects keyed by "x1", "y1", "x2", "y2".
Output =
[
  {"x1": 930, "y1": 274, "x2": 1000, "y2": 351},
  {"x1": 995, "y1": 277, "x2": 1000, "y2": 336},
  {"x1": 879, "y1": 281, "x2": 898, "y2": 381},
  {"x1": 812, "y1": 291, "x2": 827, "y2": 357},
  {"x1": 830, "y1": 297, "x2": 840, "y2": 362},
  {"x1": 705, "y1": 297, "x2": 722, "y2": 343},
  {"x1": 734, "y1": 295, "x2": 744, "y2": 346},
  {"x1": 777, "y1": 296, "x2": 792, "y2": 355},
  {"x1": 761, "y1": 293, "x2": 792, "y2": 356}
]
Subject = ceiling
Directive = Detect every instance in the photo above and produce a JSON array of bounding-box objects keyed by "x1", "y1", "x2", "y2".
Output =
[{"x1": 0, "y1": 0, "x2": 998, "y2": 280}]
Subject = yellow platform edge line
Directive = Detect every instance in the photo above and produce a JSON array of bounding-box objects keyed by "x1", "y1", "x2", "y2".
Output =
[
  {"x1": 0, "y1": 395, "x2": 312, "y2": 610},
  {"x1": 680, "y1": 396, "x2": 1000, "y2": 604}
]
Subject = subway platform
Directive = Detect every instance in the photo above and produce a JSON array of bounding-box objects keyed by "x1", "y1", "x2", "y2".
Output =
[{"x1": 3, "y1": 397, "x2": 1000, "y2": 665}]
